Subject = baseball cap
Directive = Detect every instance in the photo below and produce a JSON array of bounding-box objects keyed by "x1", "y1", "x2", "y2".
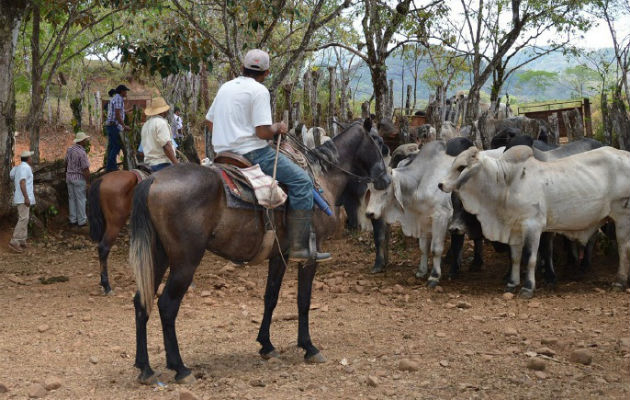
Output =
[
  {"x1": 243, "y1": 49, "x2": 270, "y2": 71},
  {"x1": 116, "y1": 84, "x2": 131, "y2": 93}
]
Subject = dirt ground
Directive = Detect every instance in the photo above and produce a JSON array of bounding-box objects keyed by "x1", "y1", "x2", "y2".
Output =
[{"x1": 0, "y1": 225, "x2": 628, "y2": 400}]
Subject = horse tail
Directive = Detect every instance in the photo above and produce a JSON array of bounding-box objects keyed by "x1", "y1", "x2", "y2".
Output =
[
  {"x1": 129, "y1": 177, "x2": 157, "y2": 315},
  {"x1": 87, "y1": 179, "x2": 105, "y2": 242}
]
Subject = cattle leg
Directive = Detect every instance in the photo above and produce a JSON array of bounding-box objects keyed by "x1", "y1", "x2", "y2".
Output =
[
  {"x1": 612, "y1": 221, "x2": 630, "y2": 290},
  {"x1": 470, "y1": 238, "x2": 484, "y2": 271},
  {"x1": 297, "y1": 259, "x2": 325, "y2": 363},
  {"x1": 448, "y1": 232, "x2": 465, "y2": 279},
  {"x1": 416, "y1": 237, "x2": 429, "y2": 279},
  {"x1": 257, "y1": 255, "x2": 287, "y2": 358},
  {"x1": 371, "y1": 218, "x2": 389, "y2": 273},
  {"x1": 520, "y1": 234, "x2": 542, "y2": 299},
  {"x1": 505, "y1": 244, "x2": 523, "y2": 293},
  {"x1": 538, "y1": 233, "x2": 557, "y2": 286},
  {"x1": 427, "y1": 215, "x2": 449, "y2": 288}
]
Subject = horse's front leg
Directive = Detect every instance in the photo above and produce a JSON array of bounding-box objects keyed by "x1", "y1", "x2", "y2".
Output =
[
  {"x1": 257, "y1": 255, "x2": 286, "y2": 359},
  {"x1": 297, "y1": 259, "x2": 325, "y2": 363}
]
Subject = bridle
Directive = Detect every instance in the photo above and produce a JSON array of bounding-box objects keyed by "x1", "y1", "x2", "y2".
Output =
[{"x1": 285, "y1": 121, "x2": 388, "y2": 184}]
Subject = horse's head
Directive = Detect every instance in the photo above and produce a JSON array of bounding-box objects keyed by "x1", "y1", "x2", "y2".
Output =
[{"x1": 354, "y1": 124, "x2": 391, "y2": 190}]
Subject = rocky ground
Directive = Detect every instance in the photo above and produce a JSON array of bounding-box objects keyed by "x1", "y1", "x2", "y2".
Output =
[{"x1": 0, "y1": 226, "x2": 628, "y2": 400}]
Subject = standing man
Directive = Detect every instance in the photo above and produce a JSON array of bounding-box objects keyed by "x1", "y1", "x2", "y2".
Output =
[
  {"x1": 105, "y1": 84, "x2": 130, "y2": 172},
  {"x1": 65, "y1": 131, "x2": 91, "y2": 227},
  {"x1": 172, "y1": 107, "x2": 183, "y2": 145},
  {"x1": 140, "y1": 97, "x2": 178, "y2": 172},
  {"x1": 205, "y1": 49, "x2": 331, "y2": 262},
  {"x1": 8, "y1": 151, "x2": 35, "y2": 253}
]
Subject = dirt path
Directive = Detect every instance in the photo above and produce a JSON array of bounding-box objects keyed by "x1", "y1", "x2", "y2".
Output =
[{"x1": 0, "y1": 227, "x2": 628, "y2": 399}]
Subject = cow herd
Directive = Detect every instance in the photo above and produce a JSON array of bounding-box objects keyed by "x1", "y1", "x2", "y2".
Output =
[{"x1": 364, "y1": 128, "x2": 630, "y2": 298}]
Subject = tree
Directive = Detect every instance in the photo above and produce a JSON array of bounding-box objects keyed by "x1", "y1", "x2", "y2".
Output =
[
  {"x1": 0, "y1": 1, "x2": 28, "y2": 218},
  {"x1": 437, "y1": 0, "x2": 593, "y2": 127},
  {"x1": 170, "y1": 0, "x2": 351, "y2": 101},
  {"x1": 318, "y1": 1, "x2": 441, "y2": 120},
  {"x1": 23, "y1": 0, "x2": 135, "y2": 162}
]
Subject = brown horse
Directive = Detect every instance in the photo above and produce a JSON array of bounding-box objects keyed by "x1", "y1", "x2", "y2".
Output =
[
  {"x1": 88, "y1": 170, "x2": 139, "y2": 293},
  {"x1": 128, "y1": 122, "x2": 391, "y2": 384}
]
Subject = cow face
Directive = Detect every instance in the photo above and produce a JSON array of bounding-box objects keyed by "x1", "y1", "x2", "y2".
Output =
[
  {"x1": 365, "y1": 171, "x2": 403, "y2": 220},
  {"x1": 438, "y1": 146, "x2": 480, "y2": 193}
]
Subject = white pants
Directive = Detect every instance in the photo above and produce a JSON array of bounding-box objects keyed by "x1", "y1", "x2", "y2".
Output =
[
  {"x1": 11, "y1": 204, "x2": 30, "y2": 244},
  {"x1": 67, "y1": 180, "x2": 87, "y2": 225}
]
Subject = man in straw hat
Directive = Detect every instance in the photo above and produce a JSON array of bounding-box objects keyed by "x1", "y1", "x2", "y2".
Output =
[
  {"x1": 205, "y1": 49, "x2": 331, "y2": 262},
  {"x1": 140, "y1": 96, "x2": 178, "y2": 172},
  {"x1": 65, "y1": 131, "x2": 91, "y2": 227},
  {"x1": 8, "y1": 150, "x2": 36, "y2": 252}
]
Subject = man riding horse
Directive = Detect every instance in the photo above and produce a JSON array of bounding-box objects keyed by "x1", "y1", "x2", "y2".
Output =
[{"x1": 205, "y1": 49, "x2": 331, "y2": 262}]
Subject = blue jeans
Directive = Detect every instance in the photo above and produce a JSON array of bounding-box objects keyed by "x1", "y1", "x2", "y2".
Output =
[
  {"x1": 150, "y1": 163, "x2": 171, "y2": 172},
  {"x1": 244, "y1": 145, "x2": 313, "y2": 210},
  {"x1": 106, "y1": 125, "x2": 122, "y2": 172}
]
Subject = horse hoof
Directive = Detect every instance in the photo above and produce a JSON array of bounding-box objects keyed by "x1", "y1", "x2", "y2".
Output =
[
  {"x1": 504, "y1": 285, "x2": 517, "y2": 294},
  {"x1": 102, "y1": 286, "x2": 112, "y2": 295},
  {"x1": 519, "y1": 288, "x2": 534, "y2": 299},
  {"x1": 415, "y1": 271, "x2": 427, "y2": 279},
  {"x1": 371, "y1": 265, "x2": 384, "y2": 274},
  {"x1": 611, "y1": 283, "x2": 625, "y2": 292},
  {"x1": 175, "y1": 371, "x2": 196, "y2": 385},
  {"x1": 261, "y1": 350, "x2": 281, "y2": 360},
  {"x1": 305, "y1": 352, "x2": 327, "y2": 364},
  {"x1": 426, "y1": 280, "x2": 439, "y2": 289},
  {"x1": 137, "y1": 370, "x2": 160, "y2": 385}
]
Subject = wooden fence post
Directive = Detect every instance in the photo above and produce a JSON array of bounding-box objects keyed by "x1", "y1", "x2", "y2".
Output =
[
  {"x1": 303, "y1": 70, "x2": 312, "y2": 125},
  {"x1": 361, "y1": 101, "x2": 370, "y2": 119},
  {"x1": 328, "y1": 66, "x2": 337, "y2": 135},
  {"x1": 583, "y1": 97, "x2": 593, "y2": 137}
]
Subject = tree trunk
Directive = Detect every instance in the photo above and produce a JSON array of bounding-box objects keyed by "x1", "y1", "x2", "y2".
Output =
[
  {"x1": 0, "y1": 1, "x2": 25, "y2": 217},
  {"x1": 311, "y1": 70, "x2": 320, "y2": 126},
  {"x1": 369, "y1": 64, "x2": 388, "y2": 121},
  {"x1": 464, "y1": 86, "x2": 482, "y2": 126},
  {"x1": 405, "y1": 84, "x2": 412, "y2": 115},
  {"x1": 386, "y1": 79, "x2": 394, "y2": 119},
  {"x1": 28, "y1": 2, "x2": 43, "y2": 163}
]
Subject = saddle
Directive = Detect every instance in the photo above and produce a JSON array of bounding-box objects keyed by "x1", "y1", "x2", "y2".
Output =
[
  {"x1": 213, "y1": 153, "x2": 287, "y2": 210},
  {"x1": 130, "y1": 164, "x2": 153, "y2": 183}
]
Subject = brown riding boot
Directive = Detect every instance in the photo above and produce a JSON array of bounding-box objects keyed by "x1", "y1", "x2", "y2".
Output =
[{"x1": 287, "y1": 210, "x2": 332, "y2": 262}]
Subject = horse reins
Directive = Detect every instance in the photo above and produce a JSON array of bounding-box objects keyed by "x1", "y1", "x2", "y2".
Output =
[{"x1": 283, "y1": 122, "x2": 387, "y2": 184}]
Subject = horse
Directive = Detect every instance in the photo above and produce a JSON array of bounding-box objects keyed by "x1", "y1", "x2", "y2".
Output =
[
  {"x1": 87, "y1": 170, "x2": 140, "y2": 293},
  {"x1": 128, "y1": 123, "x2": 391, "y2": 384}
]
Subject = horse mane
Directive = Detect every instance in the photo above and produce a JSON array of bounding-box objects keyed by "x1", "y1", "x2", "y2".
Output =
[{"x1": 307, "y1": 140, "x2": 339, "y2": 172}]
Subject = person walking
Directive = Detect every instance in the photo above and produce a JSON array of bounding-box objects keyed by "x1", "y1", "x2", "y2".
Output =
[
  {"x1": 205, "y1": 49, "x2": 331, "y2": 261},
  {"x1": 172, "y1": 107, "x2": 183, "y2": 145},
  {"x1": 140, "y1": 97, "x2": 178, "y2": 172},
  {"x1": 8, "y1": 151, "x2": 35, "y2": 253},
  {"x1": 65, "y1": 131, "x2": 91, "y2": 227},
  {"x1": 105, "y1": 84, "x2": 130, "y2": 172}
]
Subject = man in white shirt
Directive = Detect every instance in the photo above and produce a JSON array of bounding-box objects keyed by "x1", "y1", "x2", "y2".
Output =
[
  {"x1": 172, "y1": 107, "x2": 183, "y2": 140},
  {"x1": 8, "y1": 151, "x2": 36, "y2": 253},
  {"x1": 205, "y1": 49, "x2": 331, "y2": 262},
  {"x1": 140, "y1": 97, "x2": 179, "y2": 172}
]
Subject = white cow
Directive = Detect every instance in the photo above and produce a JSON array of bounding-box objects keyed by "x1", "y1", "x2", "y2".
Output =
[
  {"x1": 439, "y1": 145, "x2": 630, "y2": 297},
  {"x1": 366, "y1": 141, "x2": 453, "y2": 285}
]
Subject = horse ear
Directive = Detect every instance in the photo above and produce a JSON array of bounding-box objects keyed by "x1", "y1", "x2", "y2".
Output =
[{"x1": 363, "y1": 118, "x2": 373, "y2": 133}]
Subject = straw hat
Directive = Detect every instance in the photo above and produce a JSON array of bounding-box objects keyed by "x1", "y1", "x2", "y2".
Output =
[
  {"x1": 73, "y1": 131, "x2": 90, "y2": 143},
  {"x1": 20, "y1": 150, "x2": 34, "y2": 158},
  {"x1": 145, "y1": 97, "x2": 170, "y2": 116}
]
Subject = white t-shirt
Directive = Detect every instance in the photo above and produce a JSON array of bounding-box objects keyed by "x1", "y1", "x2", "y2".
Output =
[
  {"x1": 140, "y1": 116, "x2": 172, "y2": 166},
  {"x1": 10, "y1": 162, "x2": 35, "y2": 205},
  {"x1": 172, "y1": 114, "x2": 183, "y2": 138},
  {"x1": 206, "y1": 76, "x2": 272, "y2": 155}
]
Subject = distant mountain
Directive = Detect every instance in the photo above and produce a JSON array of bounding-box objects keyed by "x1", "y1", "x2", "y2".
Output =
[{"x1": 315, "y1": 47, "x2": 614, "y2": 106}]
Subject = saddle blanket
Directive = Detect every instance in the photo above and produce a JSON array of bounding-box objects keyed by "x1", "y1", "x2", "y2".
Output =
[{"x1": 206, "y1": 163, "x2": 287, "y2": 211}]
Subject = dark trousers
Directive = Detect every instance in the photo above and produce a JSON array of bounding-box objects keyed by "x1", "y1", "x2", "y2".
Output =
[{"x1": 106, "y1": 125, "x2": 122, "y2": 172}]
